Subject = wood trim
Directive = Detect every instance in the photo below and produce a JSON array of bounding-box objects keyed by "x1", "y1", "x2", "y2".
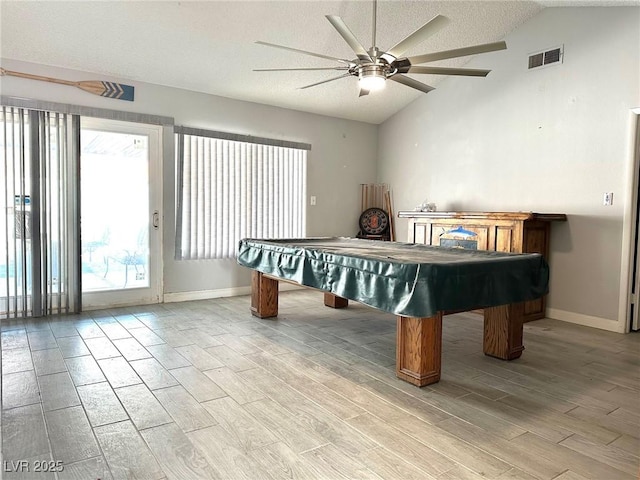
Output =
[{"x1": 398, "y1": 211, "x2": 567, "y2": 222}]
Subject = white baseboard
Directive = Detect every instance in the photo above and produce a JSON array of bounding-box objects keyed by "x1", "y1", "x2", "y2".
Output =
[
  {"x1": 546, "y1": 308, "x2": 622, "y2": 333},
  {"x1": 163, "y1": 283, "x2": 303, "y2": 304}
]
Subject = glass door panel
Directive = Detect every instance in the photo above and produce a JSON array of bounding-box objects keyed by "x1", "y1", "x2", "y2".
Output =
[
  {"x1": 80, "y1": 118, "x2": 161, "y2": 309},
  {"x1": 81, "y1": 130, "x2": 149, "y2": 291}
]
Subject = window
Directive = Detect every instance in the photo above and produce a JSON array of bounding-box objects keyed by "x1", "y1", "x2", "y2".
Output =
[{"x1": 175, "y1": 127, "x2": 309, "y2": 259}]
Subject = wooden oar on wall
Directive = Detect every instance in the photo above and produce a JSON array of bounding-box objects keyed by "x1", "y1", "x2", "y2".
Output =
[{"x1": 0, "y1": 68, "x2": 135, "y2": 101}]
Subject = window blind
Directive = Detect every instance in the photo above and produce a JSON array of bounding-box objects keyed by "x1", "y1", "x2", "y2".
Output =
[
  {"x1": 1, "y1": 106, "x2": 80, "y2": 318},
  {"x1": 175, "y1": 131, "x2": 308, "y2": 259}
]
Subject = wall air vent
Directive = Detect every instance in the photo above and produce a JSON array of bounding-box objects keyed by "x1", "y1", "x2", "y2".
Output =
[{"x1": 528, "y1": 46, "x2": 563, "y2": 70}]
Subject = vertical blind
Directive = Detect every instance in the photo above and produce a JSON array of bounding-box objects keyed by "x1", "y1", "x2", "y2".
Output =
[
  {"x1": 0, "y1": 106, "x2": 80, "y2": 319},
  {"x1": 175, "y1": 129, "x2": 308, "y2": 259}
]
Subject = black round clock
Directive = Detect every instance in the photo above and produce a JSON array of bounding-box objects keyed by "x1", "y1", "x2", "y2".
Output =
[{"x1": 359, "y1": 208, "x2": 390, "y2": 235}]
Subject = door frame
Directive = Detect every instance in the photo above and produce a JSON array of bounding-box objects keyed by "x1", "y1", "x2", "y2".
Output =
[
  {"x1": 619, "y1": 108, "x2": 640, "y2": 332},
  {"x1": 80, "y1": 117, "x2": 163, "y2": 310}
]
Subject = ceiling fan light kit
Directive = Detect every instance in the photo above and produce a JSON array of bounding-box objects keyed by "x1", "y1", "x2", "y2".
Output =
[
  {"x1": 255, "y1": 0, "x2": 507, "y2": 97},
  {"x1": 358, "y1": 64, "x2": 387, "y2": 91}
]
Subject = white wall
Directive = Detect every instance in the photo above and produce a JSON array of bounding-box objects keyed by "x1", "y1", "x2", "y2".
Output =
[
  {"x1": 0, "y1": 59, "x2": 378, "y2": 297},
  {"x1": 378, "y1": 7, "x2": 640, "y2": 332}
]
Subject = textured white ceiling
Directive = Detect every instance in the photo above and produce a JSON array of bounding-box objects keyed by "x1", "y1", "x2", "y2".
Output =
[{"x1": 0, "y1": 0, "x2": 636, "y2": 123}]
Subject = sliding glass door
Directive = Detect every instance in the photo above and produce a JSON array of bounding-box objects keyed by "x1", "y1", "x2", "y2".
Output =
[{"x1": 80, "y1": 118, "x2": 162, "y2": 309}]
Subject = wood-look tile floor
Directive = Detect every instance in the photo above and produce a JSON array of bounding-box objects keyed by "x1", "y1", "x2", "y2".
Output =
[{"x1": 1, "y1": 290, "x2": 639, "y2": 479}]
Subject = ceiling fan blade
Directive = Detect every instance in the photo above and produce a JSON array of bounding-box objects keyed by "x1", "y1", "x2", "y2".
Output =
[
  {"x1": 389, "y1": 74, "x2": 435, "y2": 94},
  {"x1": 254, "y1": 67, "x2": 350, "y2": 72},
  {"x1": 325, "y1": 15, "x2": 372, "y2": 61},
  {"x1": 385, "y1": 15, "x2": 450, "y2": 59},
  {"x1": 408, "y1": 41, "x2": 507, "y2": 64},
  {"x1": 255, "y1": 41, "x2": 352, "y2": 65},
  {"x1": 359, "y1": 88, "x2": 370, "y2": 97},
  {"x1": 299, "y1": 73, "x2": 352, "y2": 90},
  {"x1": 407, "y1": 66, "x2": 491, "y2": 77}
]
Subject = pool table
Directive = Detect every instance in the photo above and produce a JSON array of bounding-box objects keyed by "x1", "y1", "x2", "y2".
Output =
[{"x1": 237, "y1": 237, "x2": 549, "y2": 387}]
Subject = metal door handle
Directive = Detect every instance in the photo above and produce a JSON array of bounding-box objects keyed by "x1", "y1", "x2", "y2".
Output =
[{"x1": 153, "y1": 211, "x2": 160, "y2": 229}]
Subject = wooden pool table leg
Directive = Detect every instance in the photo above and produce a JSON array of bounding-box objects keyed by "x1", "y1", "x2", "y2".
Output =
[
  {"x1": 396, "y1": 313, "x2": 443, "y2": 387},
  {"x1": 483, "y1": 302, "x2": 525, "y2": 360},
  {"x1": 250, "y1": 271, "x2": 278, "y2": 318},
  {"x1": 324, "y1": 293, "x2": 348, "y2": 309}
]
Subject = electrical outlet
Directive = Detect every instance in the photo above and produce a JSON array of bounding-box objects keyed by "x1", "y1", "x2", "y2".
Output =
[{"x1": 603, "y1": 192, "x2": 614, "y2": 206}]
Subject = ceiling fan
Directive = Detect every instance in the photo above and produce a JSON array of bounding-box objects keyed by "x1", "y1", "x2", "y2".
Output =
[{"x1": 255, "y1": 0, "x2": 507, "y2": 96}]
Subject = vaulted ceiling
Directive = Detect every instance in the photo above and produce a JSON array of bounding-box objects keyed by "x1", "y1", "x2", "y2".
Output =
[{"x1": 0, "y1": 1, "x2": 635, "y2": 124}]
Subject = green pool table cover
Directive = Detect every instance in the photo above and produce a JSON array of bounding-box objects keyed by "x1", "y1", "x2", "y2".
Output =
[{"x1": 237, "y1": 237, "x2": 549, "y2": 318}]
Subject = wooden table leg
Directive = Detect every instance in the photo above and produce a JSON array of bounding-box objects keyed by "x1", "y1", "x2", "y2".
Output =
[
  {"x1": 396, "y1": 313, "x2": 442, "y2": 387},
  {"x1": 324, "y1": 293, "x2": 348, "y2": 309},
  {"x1": 250, "y1": 271, "x2": 278, "y2": 318},
  {"x1": 483, "y1": 302, "x2": 525, "y2": 360}
]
